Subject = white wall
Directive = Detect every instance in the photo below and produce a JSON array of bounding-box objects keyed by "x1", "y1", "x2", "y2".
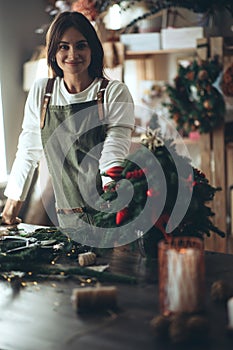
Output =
[{"x1": 0, "y1": 0, "x2": 50, "y2": 174}]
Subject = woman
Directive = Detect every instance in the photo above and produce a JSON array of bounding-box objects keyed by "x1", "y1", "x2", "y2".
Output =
[{"x1": 1, "y1": 11, "x2": 134, "y2": 233}]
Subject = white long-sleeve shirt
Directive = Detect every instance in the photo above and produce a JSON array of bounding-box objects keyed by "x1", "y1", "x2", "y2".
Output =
[{"x1": 4, "y1": 77, "x2": 135, "y2": 201}]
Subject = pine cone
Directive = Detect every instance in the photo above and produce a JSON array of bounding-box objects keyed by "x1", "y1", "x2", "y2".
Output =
[
  {"x1": 211, "y1": 280, "x2": 233, "y2": 303},
  {"x1": 150, "y1": 315, "x2": 171, "y2": 339}
]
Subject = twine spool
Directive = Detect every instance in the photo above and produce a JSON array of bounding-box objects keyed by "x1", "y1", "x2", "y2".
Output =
[
  {"x1": 71, "y1": 286, "x2": 118, "y2": 313},
  {"x1": 78, "y1": 252, "x2": 96, "y2": 266}
]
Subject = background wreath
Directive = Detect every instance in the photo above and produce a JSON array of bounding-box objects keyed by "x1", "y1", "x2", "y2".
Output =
[{"x1": 163, "y1": 56, "x2": 226, "y2": 135}]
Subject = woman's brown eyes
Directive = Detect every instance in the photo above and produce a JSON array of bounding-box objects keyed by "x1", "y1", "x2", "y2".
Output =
[{"x1": 58, "y1": 43, "x2": 89, "y2": 51}]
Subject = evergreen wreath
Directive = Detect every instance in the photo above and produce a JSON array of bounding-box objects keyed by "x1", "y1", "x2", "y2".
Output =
[
  {"x1": 0, "y1": 228, "x2": 86, "y2": 268},
  {"x1": 94, "y1": 127, "x2": 225, "y2": 257},
  {"x1": 163, "y1": 56, "x2": 226, "y2": 135},
  {"x1": 0, "y1": 228, "x2": 137, "y2": 283}
]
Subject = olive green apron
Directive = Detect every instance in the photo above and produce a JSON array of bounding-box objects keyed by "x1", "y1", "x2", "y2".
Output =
[{"x1": 40, "y1": 78, "x2": 108, "y2": 230}]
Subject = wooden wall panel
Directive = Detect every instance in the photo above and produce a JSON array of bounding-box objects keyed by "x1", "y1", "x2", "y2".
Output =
[{"x1": 201, "y1": 126, "x2": 227, "y2": 253}]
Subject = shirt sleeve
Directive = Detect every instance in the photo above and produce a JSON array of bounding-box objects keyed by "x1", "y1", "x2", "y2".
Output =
[
  {"x1": 4, "y1": 79, "x2": 46, "y2": 201},
  {"x1": 99, "y1": 81, "x2": 135, "y2": 186}
]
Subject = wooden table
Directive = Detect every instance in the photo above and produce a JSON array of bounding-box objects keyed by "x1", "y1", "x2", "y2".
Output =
[{"x1": 0, "y1": 234, "x2": 233, "y2": 350}]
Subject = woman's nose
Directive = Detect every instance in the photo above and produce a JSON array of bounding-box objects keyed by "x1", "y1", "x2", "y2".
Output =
[{"x1": 68, "y1": 47, "x2": 78, "y2": 59}]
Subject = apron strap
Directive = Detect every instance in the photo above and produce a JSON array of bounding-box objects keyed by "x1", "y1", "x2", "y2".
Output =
[
  {"x1": 40, "y1": 78, "x2": 56, "y2": 129},
  {"x1": 97, "y1": 78, "x2": 109, "y2": 121},
  {"x1": 41, "y1": 77, "x2": 109, "y2": 128}
]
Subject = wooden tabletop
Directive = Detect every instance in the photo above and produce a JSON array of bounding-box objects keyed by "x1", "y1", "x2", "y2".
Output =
[{"x1": 0, "y1": 236, "x2": 233, "y2": 350}]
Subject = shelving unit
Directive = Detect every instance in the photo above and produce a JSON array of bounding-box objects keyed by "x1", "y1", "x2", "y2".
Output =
[{"x1": 124, "y1": 38, "x2": 231, "y2": 253}]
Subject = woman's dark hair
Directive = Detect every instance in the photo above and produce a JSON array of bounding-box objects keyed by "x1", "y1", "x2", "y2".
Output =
[{"x1": 46, "y1": 11, "x2": 104, "y2": 78}]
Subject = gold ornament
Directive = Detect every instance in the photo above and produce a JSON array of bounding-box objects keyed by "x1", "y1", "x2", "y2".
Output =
[
  {"x1": 203, "y1": 100, "x2": 212, "y2": 110},
  {"x1": 198, "y1": 70, "x2": 208, "y2": 80}
]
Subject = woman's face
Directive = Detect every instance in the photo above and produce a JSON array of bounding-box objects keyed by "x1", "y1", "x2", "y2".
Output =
[{"x1": 55, "y1": 27, "x2": 92, "y2": 78}]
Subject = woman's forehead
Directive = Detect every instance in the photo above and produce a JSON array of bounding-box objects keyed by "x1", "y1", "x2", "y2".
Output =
[{"x1": 60, "y1": 27, "x2": 86, "y2": 41}]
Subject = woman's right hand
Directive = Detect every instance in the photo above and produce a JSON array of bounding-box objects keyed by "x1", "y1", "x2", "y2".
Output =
[{"x1": 1, "y1": 198, "x2": 23, "y2": 225}]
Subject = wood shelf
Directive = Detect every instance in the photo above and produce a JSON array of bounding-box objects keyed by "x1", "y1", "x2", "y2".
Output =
[{"x1": 125, "y1": 48, "x2": 196, "y2": 59}]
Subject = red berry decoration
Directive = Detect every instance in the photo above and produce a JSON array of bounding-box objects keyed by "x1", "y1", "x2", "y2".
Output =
[
  {"x1": 126, "y1": 168, "x2": 147, "y2": 179},
  {"x1": 116, "y1": 207, "x2": 129, "y2": 225}
]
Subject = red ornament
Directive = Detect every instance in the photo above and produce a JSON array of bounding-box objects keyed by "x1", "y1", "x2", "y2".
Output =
[
  {"x1": 116, "y1": 207, "x2": 129, "y2": 225},
  {"x1": 104, "y1": 166, "x2": 124, "y2": 180}
]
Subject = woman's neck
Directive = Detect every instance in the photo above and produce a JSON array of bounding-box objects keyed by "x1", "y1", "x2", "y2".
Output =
[{"x1": 63, "y1": 74, "x2": 94, "y2": 94}]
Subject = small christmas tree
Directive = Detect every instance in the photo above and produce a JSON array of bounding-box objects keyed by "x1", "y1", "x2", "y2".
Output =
[{"x1": 94, "y1": 127, "x2": 225, "y2": 257}]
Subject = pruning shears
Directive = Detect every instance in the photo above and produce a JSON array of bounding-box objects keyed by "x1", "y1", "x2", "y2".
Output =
[{"x1": 0, "y1": 236, "x2": 59, "y2": 254}]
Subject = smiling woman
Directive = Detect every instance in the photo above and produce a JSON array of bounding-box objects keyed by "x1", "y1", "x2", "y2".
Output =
[{"x1": 1, "y1": 11, "x2": 135, "y2": 234}]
